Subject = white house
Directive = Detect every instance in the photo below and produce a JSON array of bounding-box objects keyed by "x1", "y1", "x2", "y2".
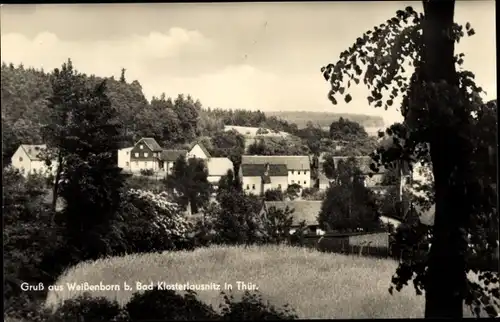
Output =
[
  {"x1": 240, "y1": 163, "x2": 288, "y2": 195},
  {"x1": 241, "y1": 155, "x2": 312, "y2": 188},
  {"x1": 117, "y1": 147, "x2": 133, "y2": 171},
  {"x1": 10, "y1": 144, "x2": 56, "y2": 177},
  {"x1": 206, "y1": 157, "x2": 234, "y2": 186},
  {"x1": 187, "y1": 142, "x2": 211, "y2": 160}
]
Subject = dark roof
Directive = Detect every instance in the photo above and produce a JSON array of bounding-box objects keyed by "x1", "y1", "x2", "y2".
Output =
[
  {"x1": 189, "y1": 141, "x2": 212, "y2": 158},
  {"x1": 241, "y1": 164, "x2": 288, "y2": 177},
  {"x1": 140, "y1": 138, "x2": 163, "y2": 151},
  {"x1": 263, "y1": 200, "x2": 323, "y2": 226},
  {"x1": 161, "y1": 150, "x2": 187, "y2": 161},
  {"x1": 242, "y1": 155, "x2": 310, "y2": 170}
]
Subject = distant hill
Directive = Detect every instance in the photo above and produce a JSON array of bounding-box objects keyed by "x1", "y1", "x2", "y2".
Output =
[{"x1": 265, "y1": 111, "x2": 385, "y2": 129}]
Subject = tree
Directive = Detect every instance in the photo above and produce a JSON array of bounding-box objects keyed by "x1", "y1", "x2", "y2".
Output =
[
  {"x1": 264, "y1": 188, "x2": 284, "y2": 201},
  {"x1": 55, "y1": 77, "x2": 125, "y2": 258},
  {"x1": 165, "y1": 155, "x2": 211, "y2": 214},
  {"x1": 172, "y1": 94, "x2": 200, "y2": 144},
  {"x1": 322, "y1": 154, "x2": 336, "y2": 179},
  {"x1": 211, "y1": 129, "x2": 246, "y2": 173},
  {"x1": 263, "y1": 206, "x2": 295, "y2": 244},
  {"x1": 321, "y1": 3, "x2": 498, "y2": 317},
  {"x1": 211, "y1": 189, "x2": 265, "y2": 245},
  {"x1": 119, "y1": 68, "x2": 126, "y2": 83},
  {"x1": 329, "y1": 117, "x2": 368, "y2": 141},
  {"x1": 217, "y1": 169, "x2": 242, "y2": 197},
  {"x1": 318, "y1": 158, "x2": 380, "y2": 232}
]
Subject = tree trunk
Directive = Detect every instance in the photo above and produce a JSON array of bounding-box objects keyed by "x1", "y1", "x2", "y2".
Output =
[
  {"x1": 51, "y1": 152, "x2": 64, "y2": 221},
  {"x1": 421, "y1": 0, "x2": 471, "y2": 318}
]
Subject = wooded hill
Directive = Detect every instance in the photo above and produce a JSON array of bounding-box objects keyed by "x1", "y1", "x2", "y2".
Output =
[{"x1": 265, "y1": 111, "x2": 385, "y2": 129}]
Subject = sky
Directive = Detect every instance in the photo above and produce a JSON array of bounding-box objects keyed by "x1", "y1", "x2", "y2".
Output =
[{"x1": 1, "y1": 2, "x2": 496, "y2": 126}]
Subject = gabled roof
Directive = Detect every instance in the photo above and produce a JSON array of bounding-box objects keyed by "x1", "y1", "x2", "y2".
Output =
[
  {"x1": 263, "y1": 200, "x2": 323, "y2": 226},
  {"x1": 138, "y1": 138, "x2": 163, "y2": 152},
  {"x1": 206, "y1": 157, "x2": 233, "y2": 176},
  {"x1": 241, "y1": 164, "x2": 288, "y2": 177},
  {"x1": 161, "y1": 150, "x2": 187, "y2": 162},
  {"x1": 242, "y1": 155, "x2": 310, "y2": 170},
  {"x1": 20, "y1": 144, "x2": 48, "y2": 161},
  {"x1": 189, "y1": 141, "x2": 212, "y2": 158}
]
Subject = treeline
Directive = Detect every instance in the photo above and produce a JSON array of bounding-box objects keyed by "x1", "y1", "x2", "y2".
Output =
[
  {"x1": 2, "y1": 62, "x2": 381, "y2": 167},
  {"x1": 1, "y1": 62, "x2": 299, "y2": 165}
]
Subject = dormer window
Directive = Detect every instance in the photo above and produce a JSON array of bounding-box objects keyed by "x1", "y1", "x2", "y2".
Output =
[{"x1": 140, "y1": 145, "x2": 144, "y2": 149}]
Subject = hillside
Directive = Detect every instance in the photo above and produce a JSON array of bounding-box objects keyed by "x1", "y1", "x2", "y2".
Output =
[{"x1": 266, "y1": 111, "x2": 385, "y2": 129}]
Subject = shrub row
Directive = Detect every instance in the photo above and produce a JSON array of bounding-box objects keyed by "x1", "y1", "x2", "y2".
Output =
[{"x1": 16, "y1": 288, "x2": 298, "y2": 321}]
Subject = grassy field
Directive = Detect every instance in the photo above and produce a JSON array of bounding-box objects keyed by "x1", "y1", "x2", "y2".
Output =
[{"x1": 44, "y1": 244, "x2": 493, "y2": 319}]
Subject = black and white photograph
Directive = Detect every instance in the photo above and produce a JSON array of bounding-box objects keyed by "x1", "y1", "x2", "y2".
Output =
[{"x1": 2, "y1": 1, "x2": 498, "y2": 320}]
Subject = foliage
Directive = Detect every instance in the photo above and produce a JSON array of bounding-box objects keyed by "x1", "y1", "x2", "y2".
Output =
[
  {"x1": 320, "y1": 3, "x2": 498, "y2": 318},
  {"x1": 318, "y1": 158, "x2": 381, "y2": 232},
  {"x1": 262, "y1": 206, "x2": 295, "y2": 244},
  {"x1": 209, "y1": 189, "x2": 266, "y2": 245},
  {"x1": 139, "y1": 168, "x2": 155, "y2": 176},
  {"x1": 48, "y1": 293, "x2": 126, "y2": 322},
  {"x1": 119, "y1": 189, "x2": 194, "y2": 253},
  {"x1": 322, "y1": 153, "x2": 336, "y2": 179},
  {"x1": 247, "y1": 136, "x2": 310, "y2": 156},
  {"x1": 44, "y1": 60, "x2": 125, "y2": 260},
  {"x1": 285, "y1": 183, "x2": 302, "y2": 200},
  {"x1": 301, "y1": 187, "x2": 326, "y2": 200},
  {"x1": 124, "y1": 174, "x2": 164, "y2": 193},
  {"x1": 329, "y1": 117, "x2": 368, "y2": 141},
  {"x1": 210, "y1": 129, "x2": 246, "y2": 171},
  {"x1": 220, "y1": 291, "x2": 298, "y2": 320},
  {"x1": 165, "y1": 155, "x2": 211, "y2": 214},
  {"x1": 126, "y1": 288, "x2": 219, "y2": 321},
  {"x1": 264, "y1": 188, "x2": 285, "y2": 201},
  {"x1": 265, "y1": 110, "x2": 384, "y2": 129},
  {"x1": 216, "y1": 169, "x2": 242, "y2": 196}
]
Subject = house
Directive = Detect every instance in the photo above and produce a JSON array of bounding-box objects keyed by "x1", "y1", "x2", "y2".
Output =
[
  {"x1": 187, "y1": 142, "x2": 211, "y2": 160},
  {"x1": 223, "y1": 125, "x2": 290, "y2": 149},
  {"x1": 129, "y1": 138, "x2": 164, "y2": 172},
  {"x1": 206, "y1": 157, "x2": 234, "y2": 186},
  {"x1": 240, "y1": 163, "x2": 288, "y2": 195},
  {"x1": 260, "y1": 200, "x2": 325, "y2": 236},
  {"x1": 117, "y1": 147, "x2": 133, "y2": 171},
  {"x1": 161, "y1": 149, "x2": 188, "y2": 174},
  {"x1": 241, "y1": 155, "x2": 311, "y2": 188},
  {"x1": 10, "y1": 144, "x2": 56, "y2": 177}
]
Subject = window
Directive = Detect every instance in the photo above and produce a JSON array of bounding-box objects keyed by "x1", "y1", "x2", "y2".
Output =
[
  {"x1": 145, "y1": 162, "x2": 148, "y2": 167},
  {"x1": 126, "y1": 151, "x2": 129, "y2": 155},
  {"x1": 135, "y1": 153, "x2": 139, "y2": 157},
  {"x1": 135, "y1": 161, "x2": 139, "y2": 166},
  {"x1": 304, "y1": 171, "x2": 308, "y2": 175},
  {"x1": 278, "y1": 184, "x2": 282, "y2": 189},
  {"x1": 291, "y1": 180, "x2": 295, "y2": 184},
  {"x1": 144, "y1": 153, "x2": 148, "y2": 157},
  {"x1": 298, "y1": 171, "x2": 301, "y2": 175},
  {"x1": 140, "y1": 145, "x2": 143, "y2": 149},
  {"x1": 19, "y1": 157, "x2": 23, "y2": 162},
  {"x1": 291, "y1": 170, "x2": 294, "y2": 174},
  {"x1": 126, "y1": 162, "x2": 129, "y2": 167},
  {"x1": 304, "y1": 181, "x2": 307, "y2": 185},
  {"x1": 252, "y1": 184, "x2": 256, "y2": 190},
  {"x1": 246, "y1": 184, "x2": 250, "y2": 190}
]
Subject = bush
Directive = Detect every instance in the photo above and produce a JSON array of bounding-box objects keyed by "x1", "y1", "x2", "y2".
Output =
[
  {"x1": 116, "y1": 189, "x2": 195, "y2": 253},
  {"x1": 220, "y1": 291, "x2": 298, "y2": 320},
  {"x1": 125, "y1": 287, "x2": 219, "y2": 321},
  {"x1": 48, "y1": 293, "x2": 127, "y2": 322},
  {"x1": 139, "y1": 168, "x2": 155, "y2": 176},
  {"x1": 264, "y1": 188, "x2": 284, "y2": 201},
  {"x1": 301, "y1": 187, "x2": 325, "y2": 200}
]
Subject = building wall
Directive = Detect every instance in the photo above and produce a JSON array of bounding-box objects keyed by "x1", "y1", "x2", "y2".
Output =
[
  {"x1": 187, "y1": 144, "x2": 209, "y2": 160},
  {"x1": 11, "y1": 147, "x2": 32, "y2": 176},
  {"x1": 130, "y1": 159, "x2": 160, "y2": 172},
  {"x1": 269, "y1": 176, "x2": 288, "y2": 191},
  {"x1": 242, "y1": 176, "x2": 262, "y2": 195},
  {"x1": 11, "y1": 147, "x2": 55, "y2": 177},
  {"x1": 208, "y1": 175, "x2": 222, "y2": 185},
  {"x1": 118, "y1": 147, "x2": 132, "y2": 171},
  {"x1": 288, "y1": 169, "x2": 311, "y2": 188},
  {"x1": 319, "y1": 181, "x2": 329, "y2": 191}
]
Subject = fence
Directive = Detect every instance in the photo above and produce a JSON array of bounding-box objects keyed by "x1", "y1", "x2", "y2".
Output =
[{"x1": 291, "y1": 232, "x2": 499, "y2": 272}]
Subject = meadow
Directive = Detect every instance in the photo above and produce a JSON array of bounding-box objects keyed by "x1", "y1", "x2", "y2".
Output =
[{"x1": 45, "y1": 244, "x2": 431, "y2": 319}]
